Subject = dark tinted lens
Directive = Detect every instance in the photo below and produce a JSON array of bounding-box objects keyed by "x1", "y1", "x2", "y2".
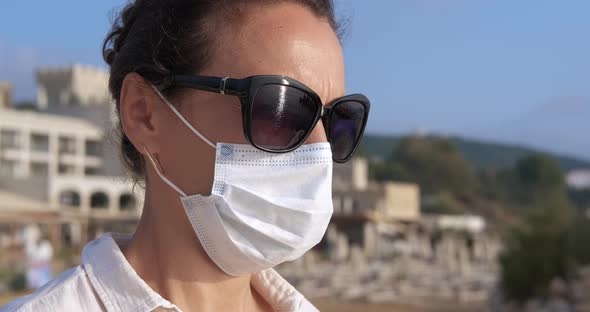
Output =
[
  {"x1": 250, "y1": 84, "x2": 318, "y2": 151},
  {"x1": 329, "y1": 101, "x2": 366, "y2": 161}
]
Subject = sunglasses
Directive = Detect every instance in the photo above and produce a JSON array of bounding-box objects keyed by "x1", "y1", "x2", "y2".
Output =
[{"x1": 168, "y1": 75, "x2": 370, "y2": 163}]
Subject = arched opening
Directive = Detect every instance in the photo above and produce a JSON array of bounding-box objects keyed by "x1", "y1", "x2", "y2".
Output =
[
  {"x1": 90, "y1": 191, "x2": 109, "y2": 209},
  {"x1": 119, "y1": 193, "x2": 137, "y2": 212},
  {"x1": 59, "y1": 190, "x2": 81, "y2": 207}
]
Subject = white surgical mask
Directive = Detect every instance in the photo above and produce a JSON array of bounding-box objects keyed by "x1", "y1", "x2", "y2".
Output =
[{"x1": 145, "y1": 85, "x2": 334, "y2": 276}]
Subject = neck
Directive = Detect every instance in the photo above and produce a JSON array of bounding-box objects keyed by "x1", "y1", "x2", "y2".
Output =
[{"x1": 121, "y1": 180, "x2": 269, "y2": 312}]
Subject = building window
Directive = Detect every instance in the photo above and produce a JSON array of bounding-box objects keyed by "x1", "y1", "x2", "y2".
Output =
[
  {"x1": 119, "y1": 194, "x2": 137, "y2": 212},
  {"x1": 333, "y1": 196, "x2": 341, "y2": 214},
  {"x1": 31, "y1": 133, "x2": 50, "y2": 152},
  {"x1": 59, "y1": 190, "x2": 81, "y2": 207},
  {"x1": 85, "y1": 140, "x2": 102, "y2": 157},
  {"x1": 58, "y1": 136, "x2": 76, "y2": 155},
  {"x1": 84, "y1": 166, "x2": 100, "y2": 176},
  {"x1": 0, "y1": 159, "x2": 17, "y2": 177},
  {"x1": 0, "y1": 129, "x2": 20, "y2": 150},
  {"x1": 343, "y1": 197, "x2": 354, "y2": 214},
  {"x1": 30, "y1": 162, "x2": 49, "y2": 177},
  {"x1": 58, "y1": 163, "x2": 76, "y2": 175},
  {"x1": 90, "y1": 192, "x2": 110, "y2": 209},
  {"x1": 352, "y1": 199, "x2": 361, "y2": 213}
]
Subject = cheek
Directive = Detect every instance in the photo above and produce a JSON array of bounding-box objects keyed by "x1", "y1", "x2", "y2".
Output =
[
  {"x1": 156, "y1": 94, "x2": 248, "y2": 195},
  {"x1": 157, "y1": 111, "x2": 203, "y2": 168},
  {"x1": 182, "y1": 93, "x2": 247, "y2": 145},
  {"x1": 210, "y1": 106, "x2": 246, "y2": 144}
]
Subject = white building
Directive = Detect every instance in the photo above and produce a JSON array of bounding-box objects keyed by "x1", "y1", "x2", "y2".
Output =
[
  {"x1": 0, "y1": 107, "x2": 142, "y2": 250},
  {"x1": 567, "y1": 169, "x2": 590, "y2": 190},
  {"x1": 0, "y1": 65, "x2": 144, "y2": 255},
  {"x1": 0, "y1": 107, "x2": 143, "y2": 211},
  {"x1": 0, "y1": 108, "x2": 103, "y2": 178},
  {"x1": 36, "y1": 64, "x2": 110, "y2": 110},
  {"x1": 332, "y1": 158, "x2": 421, "y2": 221},
  {"x1": 50, "y1": 175, "x2": 143, "y2": 218},
  {"x1": 35, "y1": 65, "x2": 124, "y2": 177},
  {"x1": 436, "y1": 214, "x2": 486, "y2": 233}
]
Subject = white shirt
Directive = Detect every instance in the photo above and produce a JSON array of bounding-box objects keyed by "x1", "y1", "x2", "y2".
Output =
[{"x1": 2, "y1": 233, "x2": 318, "y2": 312}]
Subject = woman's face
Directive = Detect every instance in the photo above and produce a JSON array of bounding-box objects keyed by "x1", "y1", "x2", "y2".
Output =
[{"x1": 147, "y1": 2, "x2": 344, "y2": 195}]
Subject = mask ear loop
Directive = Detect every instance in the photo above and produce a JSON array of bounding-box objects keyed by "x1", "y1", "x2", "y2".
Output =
[
  {"x1": 149, "y1": 84, "x2": 216, "y2": 149},
  {"x1": 143, "y1": 145, "x2": 188, "y2": 197}
]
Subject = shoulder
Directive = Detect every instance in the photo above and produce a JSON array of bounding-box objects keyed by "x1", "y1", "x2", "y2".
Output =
[{"x1": 1, "y1": 265, "x2": 103, "y2": 312}]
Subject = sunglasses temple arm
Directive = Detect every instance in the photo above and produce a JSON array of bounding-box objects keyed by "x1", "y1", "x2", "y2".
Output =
[
  {"x1": 172, "y1": 75, "x2": 247, "y2": 97},
  {"x1": 222, "y1": 78, "x2": 248, "y2": 96}
]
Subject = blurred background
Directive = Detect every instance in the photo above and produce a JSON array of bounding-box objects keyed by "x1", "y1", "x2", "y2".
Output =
[{"x1": 1, "y1": 1, "x2": 589, "y2": 311}]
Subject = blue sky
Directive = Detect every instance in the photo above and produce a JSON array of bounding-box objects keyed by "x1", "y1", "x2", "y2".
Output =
[{"x1": 1, "y1": 0, "x2": 589, "y2": 159}]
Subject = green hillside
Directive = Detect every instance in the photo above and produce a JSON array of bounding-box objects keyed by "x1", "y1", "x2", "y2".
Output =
[{"x1": 360, "y1": 134, "x2": 590, "y2": 172}]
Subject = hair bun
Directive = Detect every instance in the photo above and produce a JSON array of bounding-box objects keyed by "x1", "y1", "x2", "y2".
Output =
[{"x1": 104, "y1": 48, "x2": 116, "y2": 65}]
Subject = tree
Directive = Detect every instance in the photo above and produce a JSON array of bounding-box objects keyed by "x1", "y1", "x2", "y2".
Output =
[
  {"x1": 567, "y1": 216, "x2": 590, "y2": 267},
  {"x1": 499, "y1": 154, "x2": 578, "y2": 303},
  {"x1": 568, "y1": 188, "x2": 590, "y2": 213},
  {"x1": 500, "y1": 212, "x2": 573, "y2": 303},
  {"x1": 378, "y1": 136, "x2": 479, "y2": 196},
  {"x1": 514, "y1": 155, "x2": 566, "y2": 201}
]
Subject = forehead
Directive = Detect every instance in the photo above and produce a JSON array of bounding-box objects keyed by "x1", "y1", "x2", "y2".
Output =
[{"x1": 203, "y1": 3, "x2": 345, "y2": 103}]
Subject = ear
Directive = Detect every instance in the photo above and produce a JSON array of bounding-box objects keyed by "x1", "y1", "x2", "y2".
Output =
[{"x1": 119, "y1": 73, "x2": 163, "y2": 156}]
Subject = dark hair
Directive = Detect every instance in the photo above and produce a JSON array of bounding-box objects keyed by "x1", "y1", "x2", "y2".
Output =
[{"x1": 103, "y1": 0, "x2": 341, "y2": 182}]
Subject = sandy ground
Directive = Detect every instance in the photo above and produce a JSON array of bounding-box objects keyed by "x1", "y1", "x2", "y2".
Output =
[{"x1": 310, "y1": 298, "x2": 483, "y2": 312}]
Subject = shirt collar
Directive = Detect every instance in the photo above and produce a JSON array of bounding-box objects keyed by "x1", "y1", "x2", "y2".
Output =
[
  {"x1": 82, "y1": 233, "x2": 317, "y2": 312},
  {"x1": 82, "y1": 233, "x2": 178, "y2": 312}
]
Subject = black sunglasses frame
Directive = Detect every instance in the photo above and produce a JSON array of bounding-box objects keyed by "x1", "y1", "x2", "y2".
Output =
[{"x1": 168, "y1": 74, "x2": 370, "y2": 163}]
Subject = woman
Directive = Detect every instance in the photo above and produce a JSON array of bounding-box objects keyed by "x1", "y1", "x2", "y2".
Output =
[{"x1": 3, "y1": 0, "x2": 369, "y2": 311}]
